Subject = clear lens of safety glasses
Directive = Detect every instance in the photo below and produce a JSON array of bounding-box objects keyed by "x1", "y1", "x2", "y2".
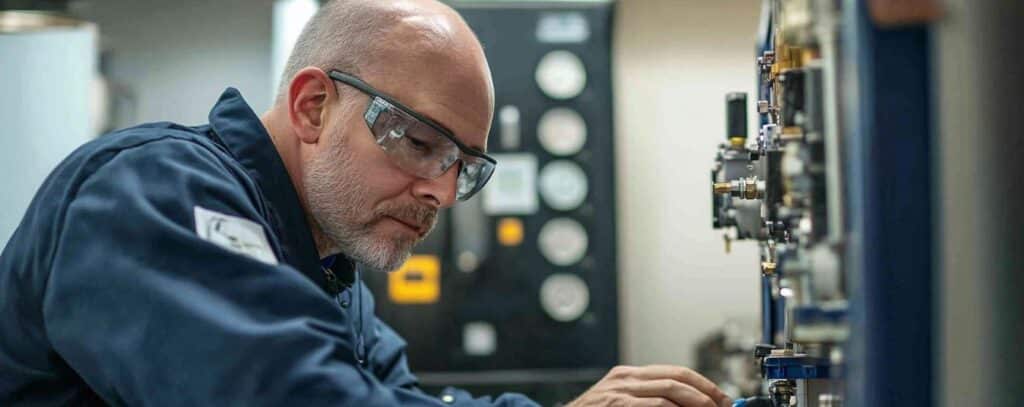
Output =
[
  {"x1": 364, "y1": 97, "x2": 496, "y2": 201},
  {"x1": 457, "y1": 154, "x2": 496, "y2": 201}
]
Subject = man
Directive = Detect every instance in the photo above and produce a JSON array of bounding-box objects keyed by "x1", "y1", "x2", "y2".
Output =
[{"x1": 0, "y1": 0, "x2": 731, "y2": 406}]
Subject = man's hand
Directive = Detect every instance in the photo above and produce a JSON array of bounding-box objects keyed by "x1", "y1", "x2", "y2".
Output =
[{"x1": 567, "y1": 365, "x2": 732, "y2": 407}]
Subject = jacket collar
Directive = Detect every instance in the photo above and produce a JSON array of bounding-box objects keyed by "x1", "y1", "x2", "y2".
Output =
[{"x1": 206, "y1": 88, "x2": 355, "y2": 289}]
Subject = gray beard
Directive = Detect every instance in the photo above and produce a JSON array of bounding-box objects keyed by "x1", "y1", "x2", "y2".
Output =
[{"x1": 303, "y1": 137, "x2": 424, "y2": 273}]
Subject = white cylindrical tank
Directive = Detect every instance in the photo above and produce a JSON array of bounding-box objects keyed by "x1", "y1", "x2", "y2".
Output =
[{"x1": 0, "y1": 11, "x2": 98, "y2": 248}]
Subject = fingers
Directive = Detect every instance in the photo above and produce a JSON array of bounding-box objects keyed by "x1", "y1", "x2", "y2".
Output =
[
  {"x1": 607, "y1": 365, "x2": 731, "y2": 406},
  {"x1": 633, "y1": 397, "x2": 681, "y2": 407},
  {"x1": 633, "y1": 365, "x2": 730, "y2": 403},
  {"x1": 566, "y1": 392, "x2": 681, "y2": 407},
  {"x1": 628, "y1": 379, "x2": 719, "y2": 407}
]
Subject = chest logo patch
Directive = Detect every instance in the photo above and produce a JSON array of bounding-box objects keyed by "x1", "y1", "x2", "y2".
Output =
[{"x1": 194, "y1": 205, "x2": 279, "y2": 265}]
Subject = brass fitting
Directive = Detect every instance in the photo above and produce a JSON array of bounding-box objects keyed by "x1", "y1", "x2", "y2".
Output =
[
  {"x1": 762, "y1": 261, "x2": 777, "y2": 275},
  {"x1": 729, "y1": 137, "x2": 746, "y2": 148},
  {"x1": 714, "y1": 178, "x2": 761, "y2": 199},
  {"x1": 780, "y1": 127, "x2": 803, "y2": 141},
  {"x1": 742, "y1": 178, "x2": 760, "y2": 200}
]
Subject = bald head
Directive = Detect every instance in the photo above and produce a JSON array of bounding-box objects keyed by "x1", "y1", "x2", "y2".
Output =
[{"x1": 276, "y1": 0, "x2": 493, "y2": 111}]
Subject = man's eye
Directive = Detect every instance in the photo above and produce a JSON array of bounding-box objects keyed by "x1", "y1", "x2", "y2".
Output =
[{"x1": 406, "y1": 136, "x2": 431, "y2": 152}]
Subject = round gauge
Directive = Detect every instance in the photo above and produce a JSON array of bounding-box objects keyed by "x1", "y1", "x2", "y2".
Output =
[
  {"x1": 463, "y1": 321, "x2": 496, "y2": 356},
  {"x1": 534, "y1": 50, "x2": 587, "y2": 100},
  {"x1": 540, "y1": 273, "x2": 590, "y2": 322},
  {"x1": 538, "y1": 108, "x2": 587, "y2": 156},
  {"x1": 539, "y1": 160, "x2": 588, "y2": 211},
  {"x1": 538, "y1": 217, "x2": 588, "y2": 266}
]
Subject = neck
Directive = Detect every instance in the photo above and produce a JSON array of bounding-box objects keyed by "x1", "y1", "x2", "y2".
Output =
[
  {"x1": 260, "y1": 108, "x2": 338, "y2": 259},
  {"x1": 307, "y1": 214, "x2": 340, "y2": 258}
]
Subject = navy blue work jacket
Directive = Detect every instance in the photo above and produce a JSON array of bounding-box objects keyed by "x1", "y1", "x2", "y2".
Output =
[{"x1": 0, "y1": 88, "x2": 538, "y2": 407}]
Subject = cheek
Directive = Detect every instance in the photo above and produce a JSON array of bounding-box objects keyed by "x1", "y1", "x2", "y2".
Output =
[
  {"x1": 362, "y1": 159, "x2": 415, "y2": 200},
  {"x1": 347, "y1": 131, "x2": 416, "y2": 202}
]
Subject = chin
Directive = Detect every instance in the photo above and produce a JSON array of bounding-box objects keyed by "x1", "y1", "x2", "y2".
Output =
[{"x1": 356, "y1": 236, "x2": 415, "y2": 273}]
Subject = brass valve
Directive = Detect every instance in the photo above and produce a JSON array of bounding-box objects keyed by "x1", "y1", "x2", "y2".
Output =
[{"x1": 712, "y1": 178, "x2": 763, "y2": 200}]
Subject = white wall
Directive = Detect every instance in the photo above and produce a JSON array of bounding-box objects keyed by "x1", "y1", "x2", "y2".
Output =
[
  {"x1": 613, "y1": 0, "x2": 761, "y2": 367},
  {"x1": 74, "y1": 0, "x2": 275, "y2": 126},
  {"x1": 0, "y1": 26, "x2": 97, "y2": 248}
]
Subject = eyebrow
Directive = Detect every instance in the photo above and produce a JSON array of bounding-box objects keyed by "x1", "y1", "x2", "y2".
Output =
[
  {"x1": 392, "y1": 96, "x2": 487, "y2": 154},
  {"x1": 329, "y1": 70, "x2": 488, "y2": 155},
  {"x1": 420, "y1": 112, "x2": 486, "y2": 152}
]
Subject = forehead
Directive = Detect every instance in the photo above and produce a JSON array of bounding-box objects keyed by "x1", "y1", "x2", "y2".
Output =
[{"x1": 359, "y1": 35, "x2": 493, "y2": 152}]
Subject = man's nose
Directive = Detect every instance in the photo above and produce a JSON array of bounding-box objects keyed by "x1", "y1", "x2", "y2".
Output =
[{"x1": 411, "y1": 163, "x2": 459, "y2": 209}]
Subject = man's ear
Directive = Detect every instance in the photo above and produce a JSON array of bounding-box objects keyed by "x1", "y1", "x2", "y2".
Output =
[{"x1": 287, "y1": 67, "x2": 335, "y2": 145}]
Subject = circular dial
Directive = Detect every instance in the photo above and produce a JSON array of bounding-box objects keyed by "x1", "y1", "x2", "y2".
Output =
[
  {"x1": 538, "y1": 217, "x2": 588, "y2": 266},
  {"x1": 540, "y1": 273, "x2": 590, "y2": 322},
  {"x1": 537, "y1": 108, "x2": 587, "y2": 156},
  {"x1": 535, "y1": 50, "x2": 587, "y2": 100},
  {"x1": 539, "y1": 160, "x2": 588, "y2": 211}
]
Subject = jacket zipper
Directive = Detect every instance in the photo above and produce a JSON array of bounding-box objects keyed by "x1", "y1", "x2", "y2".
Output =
[
  {"x1": 322, "y1": 266, "x2": 342, "y2": 297},
  {"x1": 322, "y1": 265, "x2": 365, "y2": 366}
]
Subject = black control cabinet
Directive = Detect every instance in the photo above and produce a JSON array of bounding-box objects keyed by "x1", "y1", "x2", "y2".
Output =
[{"x1": 363, "y1": 1, "x2": 618, "y2": 383}]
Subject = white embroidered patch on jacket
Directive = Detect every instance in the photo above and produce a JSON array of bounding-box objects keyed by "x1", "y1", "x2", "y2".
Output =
[{"x1": 194, "y1": 206, "x2": 279, "y2": 265}]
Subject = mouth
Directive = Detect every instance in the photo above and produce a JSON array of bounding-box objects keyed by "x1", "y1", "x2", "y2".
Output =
[{"x1": 384, "y1": 215, "x2": 427, "y2": 237}]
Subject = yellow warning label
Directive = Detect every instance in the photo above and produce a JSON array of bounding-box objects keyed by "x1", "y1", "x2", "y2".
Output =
[
  {"x1": 388, "y1": 255, "x2": 440, "y2": 304},
  {"x1": 497, "y1": 217, "x2": 524, "y2": 247}
]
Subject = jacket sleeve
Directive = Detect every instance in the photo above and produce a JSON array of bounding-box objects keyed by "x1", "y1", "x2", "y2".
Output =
[{"x1": 39, "y1": 138, "x2": 535, "y2": 406}]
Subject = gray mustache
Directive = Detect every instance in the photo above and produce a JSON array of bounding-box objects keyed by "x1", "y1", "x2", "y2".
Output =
[{"x1": 378, "y1": 204, "x2": 437, "y2": 230}]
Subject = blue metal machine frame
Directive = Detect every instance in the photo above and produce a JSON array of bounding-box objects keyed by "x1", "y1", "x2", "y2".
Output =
[{"x1": 842, "y1": 0, "x2": 934, "y2": 405}]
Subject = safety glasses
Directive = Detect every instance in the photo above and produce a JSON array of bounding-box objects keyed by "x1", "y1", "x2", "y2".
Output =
[{"x1": 328, "y1": 70, "x2": 496, "y2": 201}]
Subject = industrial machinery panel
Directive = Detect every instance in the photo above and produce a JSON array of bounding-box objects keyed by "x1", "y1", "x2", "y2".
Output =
[{"x1": 363, "y1": 1, "x2": 618, "y2": 380}]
